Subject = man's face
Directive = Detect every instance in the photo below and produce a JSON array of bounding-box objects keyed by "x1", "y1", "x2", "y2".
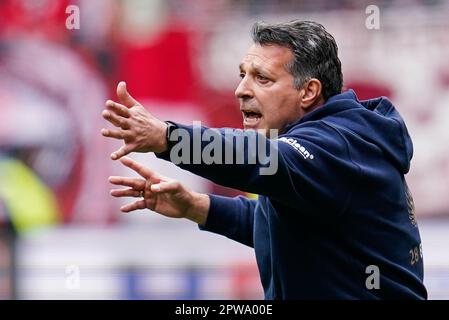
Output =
[{"x1": 236, "y1": 43, "x2": 303, "y2": 135}]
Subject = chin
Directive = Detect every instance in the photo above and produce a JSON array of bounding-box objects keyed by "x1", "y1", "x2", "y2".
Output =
[
  {"x1": 243, "y1": 123, "x2": 262, "y2": 131},
  {"x1": 244, "y1": 125, "x2": 271, "y2": 137}
]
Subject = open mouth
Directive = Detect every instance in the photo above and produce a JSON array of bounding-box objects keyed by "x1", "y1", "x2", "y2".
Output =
[{"x1": 242, "y1": 111, "x2": 262, "y2": 128}]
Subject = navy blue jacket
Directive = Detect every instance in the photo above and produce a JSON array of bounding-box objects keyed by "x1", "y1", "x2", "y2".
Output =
[{"x1": 156, "y1": 89, "x2": 427, "y2": 299}]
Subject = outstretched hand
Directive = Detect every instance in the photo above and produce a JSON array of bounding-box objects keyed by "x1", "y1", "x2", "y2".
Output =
[
  {"x1": 109, "y1": 157, "x2": 209, "y2": 225},
  {"x1": 101, "y1": 82, "x2": 168, "y2": 160}
]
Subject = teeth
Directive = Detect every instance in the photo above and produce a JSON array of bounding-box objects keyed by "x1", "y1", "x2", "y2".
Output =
[{"x1": 243, "y1": 112, "x2": 261, "y2": 127}]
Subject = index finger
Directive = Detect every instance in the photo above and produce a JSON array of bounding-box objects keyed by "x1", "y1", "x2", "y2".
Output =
[
  {"x1": 105, "y1": 100, "x2": 131, "y2": 118},
  {"x1": 120, "y1": 157, "x2": 161, "y2": 180}
]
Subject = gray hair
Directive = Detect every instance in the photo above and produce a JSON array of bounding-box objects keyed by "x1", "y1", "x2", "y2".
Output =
[{"x1": 252, "y1": 20, "x2": 343, "y2": 100}]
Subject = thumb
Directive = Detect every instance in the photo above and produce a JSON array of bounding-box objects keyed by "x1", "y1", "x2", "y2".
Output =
[
  {"x1": 151, "y1": 181, "x2": 181, "y2": 193},
  {"x1": 117, "y1": 81, "x2": 140, "y2": 108}
]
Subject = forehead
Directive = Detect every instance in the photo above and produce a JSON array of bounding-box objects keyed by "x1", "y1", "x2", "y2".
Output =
[{"x1": 240, "y1": 43, "x2": 293, "y2": 71}]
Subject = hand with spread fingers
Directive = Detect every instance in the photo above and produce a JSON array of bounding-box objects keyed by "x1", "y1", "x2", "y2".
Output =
[
  {"x1": 109, "y1": 157, "x2": 209, "y2": 225},
  {"x1": 101, "y1": 81, "x2": 168, "y2": 160}
]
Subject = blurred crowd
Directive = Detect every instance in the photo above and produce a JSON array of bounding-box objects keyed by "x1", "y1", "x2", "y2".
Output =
[
  {"x1": 1, "y1": 0, "x2": 449, "y2": 300},
  {"x1": 1, "y1": 0, "x2": 449, "y2": 229}
]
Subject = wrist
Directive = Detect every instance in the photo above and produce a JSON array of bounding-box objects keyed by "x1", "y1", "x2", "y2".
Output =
[
  {"x1": 154, "y1": 120, "x2": 168, "y2": 154},
  {"x1": 185, "y1": 192, "x2": 210, "y2": 226},
  {"x1": 164, "y1": 121, "x2": 178, "y2": 152}
]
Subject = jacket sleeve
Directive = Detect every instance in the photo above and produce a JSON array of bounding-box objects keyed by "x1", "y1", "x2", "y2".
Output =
[
  {"x1": 200, "y1": 194, "x2": 257, "y2": 247},
  {"x1": 156, "y1": 121, "x2": 358, "y2": 215}
]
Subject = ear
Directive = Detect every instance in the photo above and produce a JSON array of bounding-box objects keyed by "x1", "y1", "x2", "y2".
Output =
[{"x1": 300, "y1": 78, "x2": 322, "y2": 109}]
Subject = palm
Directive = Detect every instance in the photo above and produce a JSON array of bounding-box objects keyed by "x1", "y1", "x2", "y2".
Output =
[
  {"x1": 109, "y1": 157, "x2": 192, "y2": 218},
  {"x1": 149, "y1": 187, "x2": 190, "y2": 219}
]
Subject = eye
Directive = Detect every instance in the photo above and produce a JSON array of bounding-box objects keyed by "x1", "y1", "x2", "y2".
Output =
[
  {"x1": 256, "y1": 74, "x2": 270, "y2": 83},
  {"x1": 239, "y1": 72, "x2": 245, "y2": 79}
]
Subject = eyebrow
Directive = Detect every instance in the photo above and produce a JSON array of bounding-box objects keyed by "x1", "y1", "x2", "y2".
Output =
[{"x1": 239, "y1": 62, "x2": 274, "y2": 77}]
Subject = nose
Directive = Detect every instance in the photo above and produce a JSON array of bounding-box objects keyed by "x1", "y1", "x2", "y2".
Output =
[{"x1": 235, "y1": 77, "x2": 253, "y2": 100}]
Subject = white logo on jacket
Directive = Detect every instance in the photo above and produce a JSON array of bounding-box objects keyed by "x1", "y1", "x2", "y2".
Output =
[{"x1": 278, "y1": 137, "x2": 314, "y2": 160}]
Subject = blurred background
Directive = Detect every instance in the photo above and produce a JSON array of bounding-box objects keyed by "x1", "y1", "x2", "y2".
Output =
[{"x1": 0, "y1": 0, "x2": 448, "y2": 299}]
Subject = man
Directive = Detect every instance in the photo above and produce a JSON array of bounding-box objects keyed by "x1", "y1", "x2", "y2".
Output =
[{"x1": 102, "y1": 20, "x2": 427, "y2": 299}]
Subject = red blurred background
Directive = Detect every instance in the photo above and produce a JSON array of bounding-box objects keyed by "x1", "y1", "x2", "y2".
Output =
[{"x1": 0, "y1": 0, "x2": 448, "y2": 299}]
